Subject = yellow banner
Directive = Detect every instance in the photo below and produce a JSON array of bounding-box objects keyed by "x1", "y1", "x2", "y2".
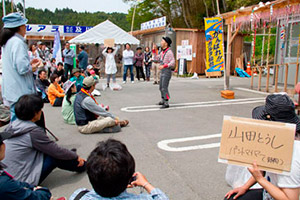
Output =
[{"x1": 204, "y1": 17, "x2": 224, "y2": 72}]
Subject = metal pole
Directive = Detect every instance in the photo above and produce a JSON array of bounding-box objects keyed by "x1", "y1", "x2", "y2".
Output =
[
  {"x1": 11, "y1": 0, "x2": 13, "y2": 12},
  {"x1": 225, "y1": 23, "x2": 232, "y2": 90},
  {"x1": 2, "y1": 0, "x2": 6, "y2": 16}
]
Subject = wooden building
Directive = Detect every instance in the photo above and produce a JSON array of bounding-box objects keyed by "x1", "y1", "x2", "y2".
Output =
[{"x1": 132, "y1": 27, "x2": 245, "y2": 75}]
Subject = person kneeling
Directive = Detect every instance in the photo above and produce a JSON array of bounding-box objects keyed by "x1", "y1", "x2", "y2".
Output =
[
  {"x1": 74, "y1": 76, "x2": 128, "y2": 134},
  {"x1": 0, "y1": 131, "x2": 52, "y2": 200},
  {"x1": 2, "y1": 94, "x2": 86, "y2": 185},
  {"x1": 70, "y1": 139, "x2": 169, "y2": 200}
]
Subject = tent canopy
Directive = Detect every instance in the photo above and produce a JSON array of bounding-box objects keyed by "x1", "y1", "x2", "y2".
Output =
[{"x1": 69, "y1": 20, "x2": 140, "y2": 45}]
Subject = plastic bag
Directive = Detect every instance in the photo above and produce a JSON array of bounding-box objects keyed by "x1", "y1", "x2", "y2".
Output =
[{"x1": 225, "y1": 165, "x2": 262, "y2": 189}]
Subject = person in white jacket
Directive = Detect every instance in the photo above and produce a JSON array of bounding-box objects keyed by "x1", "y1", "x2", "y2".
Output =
[{"x1": 102, "y1": 46, "x2": 119, "y2": 87}]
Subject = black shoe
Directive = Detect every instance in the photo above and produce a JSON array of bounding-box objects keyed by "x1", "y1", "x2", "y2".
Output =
[
  {"x1": 153, "y1": 81, "x2": 158, "y2": 85},
  {"x1": 157, "y1": 100, "x2": 164, "y2": 105},
  {"x1": 161, "y1": 103, "x2": 169, "y2": 109}
]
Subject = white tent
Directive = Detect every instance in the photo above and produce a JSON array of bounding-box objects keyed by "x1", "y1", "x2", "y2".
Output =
[{"x1": 69, "y1": 20, "x2": 140, "y2": 45}]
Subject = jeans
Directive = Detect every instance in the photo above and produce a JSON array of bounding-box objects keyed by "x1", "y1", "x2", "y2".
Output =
[
  {"x1": 123, "y1": 65, "x2": 134, "y2": 82},
  {"x1": 39, "y1": 154, "x2": 86, "y2": 184},
  {"x1": 145, "y1": 63, "x2": 152, "y2": 78},
  {"x1": 53, "y1": 97, "x2": 64, "y2": 107},
  {"x1": 64, "y1": 63, "x2": 73, "y2": 78}
]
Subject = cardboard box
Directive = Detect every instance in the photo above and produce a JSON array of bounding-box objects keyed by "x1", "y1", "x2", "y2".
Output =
[
  {"x1": 221, "y1": 90, "x2": 235, "y2": 99},
  {"x1": 104, "y1": 38, "x2": 115, "y2": 47},
  {"x1": 218, "y1": 116, "x2": 295, "y2": 175}
]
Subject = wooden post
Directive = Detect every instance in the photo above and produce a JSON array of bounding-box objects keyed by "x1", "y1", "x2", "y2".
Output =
[
  {"x1": 284, "y1": 63, "x2": 289, "y2": 92},
  {"x1": 295, "y1": 63, "x2": 299, "y2": 87},
  {"x1": 275, "y1": 65, "x2": 279, "y2": 92},
  {"x1": 258, "y1": 66, "x2": 262, "y2": 91},
  {"x1": 266, "y1": 65, "x2": 270, "y2": 92},
  {"x1": 225, "y1": 23, "x2": 232, "y2": 90},
  {"x1": 251, "y1": 68, "x2": 254, "y2": 89}
]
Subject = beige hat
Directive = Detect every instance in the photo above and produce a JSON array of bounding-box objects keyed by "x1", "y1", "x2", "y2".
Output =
[{"x1": 83, "y1": 76, "x2": 96, "y2": 87}]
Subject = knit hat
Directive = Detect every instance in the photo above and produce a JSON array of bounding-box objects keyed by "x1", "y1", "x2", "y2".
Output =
[
  {"x1": 2, "y1": 12, "x2": 28, "y2": 28},
  {"x1": 83, "y1": 76, "x2": 96, "y2": 87},
  {"x1": 252, "y1": 93, "x2": 300, "y2": 132}
]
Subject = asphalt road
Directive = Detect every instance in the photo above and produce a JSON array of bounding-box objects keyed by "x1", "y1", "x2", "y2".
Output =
[{"x1": 1, "y1": 75, "x2": 269, "y2": 199}]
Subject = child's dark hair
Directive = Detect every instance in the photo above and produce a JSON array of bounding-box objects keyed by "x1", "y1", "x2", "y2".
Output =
[
  {"x1": 15, "y1": 94, "x2": 44, "y2": 121},
  {"x1": 87, "y1": 139, "x2": 135, "y2": 197}
]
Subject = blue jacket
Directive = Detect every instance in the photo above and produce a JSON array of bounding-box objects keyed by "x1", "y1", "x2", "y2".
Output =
[
  {"x1": 78, "y1": 50, "x2": 88, "y2": 70},
  {"x1": 0, "y1": 167, "x2": 51, "y2": 200},
  {"x1": 1, "y1": 33, "x2": 36, "y2": 103}
]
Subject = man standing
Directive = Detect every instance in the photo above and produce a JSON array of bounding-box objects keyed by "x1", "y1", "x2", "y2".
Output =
[
  {"x1": 74, "y1": 77, "x2": 129, "y2": 134},
  {"x1": 77, "y1": 45, "x2": 88, "y2": 71},
  {"x1": 122, "y1": 43, "x2": 134, "y2": 84},
  {"x1": 63, "y1": 42, "x2": 75, "y2": 78},
  {"x1": 158, "y1": 37, "x2": 175, "y2": 109}
]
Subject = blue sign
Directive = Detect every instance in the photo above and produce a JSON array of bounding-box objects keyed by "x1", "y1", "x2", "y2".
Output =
[{"x1": 63, "y1": 26, "x2": 93, "y2": 34}]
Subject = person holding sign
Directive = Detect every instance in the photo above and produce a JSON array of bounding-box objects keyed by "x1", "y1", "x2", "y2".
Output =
[
  {"x1": 224, "y1": 94, "x2": 300, "y2": 200},
  {"x1": 158, "y1": 37, "x2": 175, "y2": 109},
  {"x1": 102, "y1": 46, "x2": 119, "y2": 88}
]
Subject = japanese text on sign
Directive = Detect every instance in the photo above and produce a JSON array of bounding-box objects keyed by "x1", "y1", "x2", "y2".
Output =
[
  {"x1": 218, "y1": 116, "x2": 295, "y2": 174},
  {"x1": 204, "y1": 17, "x2": 224, "y2": 72}
]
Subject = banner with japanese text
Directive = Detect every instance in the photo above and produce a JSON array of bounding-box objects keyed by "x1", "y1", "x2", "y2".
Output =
[{"x1": 204, "y1": 17, "x2": 225, "y2": 72}]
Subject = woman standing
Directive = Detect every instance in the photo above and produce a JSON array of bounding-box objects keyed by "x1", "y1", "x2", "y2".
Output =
[
  {"x1": 0, "y1": 13, "x2": 40, "y2": 121},
  {"x1": 134, "y1": 47, "x2": 145, "y2": 81},
  {"x1": 144, "y1": 47, "x2": 152, "y2": 82},
  {"x1": 152, "y1": 44, "x2": 160, "y2": 84},
  {"x1": 102, "y1": 46, "x2": 119, "y2": 88},
  {"x1": 28, "y1": 43, "x2": 41, "y2": 79}
]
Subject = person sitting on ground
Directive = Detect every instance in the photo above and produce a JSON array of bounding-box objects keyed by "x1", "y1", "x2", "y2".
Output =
[
  {"x1": 70, "y1": 68, "x2": 84, "y2": 92},
  {"x1": 0, "y1": 131, "x2": 52, "y2": 200},
  {"x1": 74, "y1": 76, "x2": 129, "y2": 134},
  {"x1": 84, "y1": 65, "x2": 93, "y2": 77},
  {"x1": 2, "y1": 94, "x2": 86, "y2": 186},
  {"x1": 47, "y1": 74, "x2": 65, "y2": 107},
  {"x1": 224, "y1": 93, "x2": 300, "y2": 200},
  {"x1": 35, "y1": 69, "x2": 50, "y2": 103},
  {"x1": 53, "y1": 62, "x2": 67, "y2": 83},
  {"x1": 89, "y1": 71, "x2": 101, "y2": 96},
  {"x1": 62, "y1": 80, "x2": 77, "y2": 125},
  {"x1": 70, "y1": 139, "x2": 169, "y2": 200}
]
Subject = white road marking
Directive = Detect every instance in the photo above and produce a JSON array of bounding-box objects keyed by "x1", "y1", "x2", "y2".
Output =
[
  {"x1": 121, "y1": 97, "x2": 265, "y2": 112},
  {"x1": 235, "y1": 87, "x2": 270, "y2": 95},
  {"x1": 157, "y1": 133, "x2": 221, "y2": 152}
]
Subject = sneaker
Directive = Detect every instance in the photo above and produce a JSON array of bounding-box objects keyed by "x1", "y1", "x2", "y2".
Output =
[
  {"x1": 161, "y1": 102, "x2": 169, "y2": 109},
  {"x1": 157, "y1": 100, "x2": 164, "y2": 105},
  {"x1": 122, "y1": 81, "x2": 126, "y2": 84},
  {"x1": 131, "y1": 81, "x2": 134, "y2": 84}
]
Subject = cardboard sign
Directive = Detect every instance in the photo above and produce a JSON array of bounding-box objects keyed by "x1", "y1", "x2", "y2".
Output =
[
  {"x1": 104, "y1": 38, "x2": 115, "y2": 47},
  {"x1": 218, "y1": 116, "x2": 295, "y2": 175}
]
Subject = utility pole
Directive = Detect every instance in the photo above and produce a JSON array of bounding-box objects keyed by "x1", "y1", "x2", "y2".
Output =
[
  {"x1": 130, "y1": 0, "x2": 140, "y2": 34},
  {"x1": 11, "y1": 0, "x2": 13, "y2": 12},
  {"x1": 216, "y1": 0, "x2": 220, "y2": 16},
  {"x1": 2, "y1": 0, "x2": 6, "y2": 16}
]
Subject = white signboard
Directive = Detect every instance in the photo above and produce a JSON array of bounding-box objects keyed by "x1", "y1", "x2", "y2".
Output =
[
  {"x1": 177, "y1": 45, "x2": 193, "y2": 61},
  {"x1": 141, "y1": 16, "x2": 166, "y2": 30},
  {"x1": 26, "y1": 24, "x2": 64, "y2": 35}
]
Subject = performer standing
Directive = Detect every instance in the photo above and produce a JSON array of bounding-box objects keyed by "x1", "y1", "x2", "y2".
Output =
[{"x1": 158, "y1": 37, "x2": 175, "y2": 109}]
